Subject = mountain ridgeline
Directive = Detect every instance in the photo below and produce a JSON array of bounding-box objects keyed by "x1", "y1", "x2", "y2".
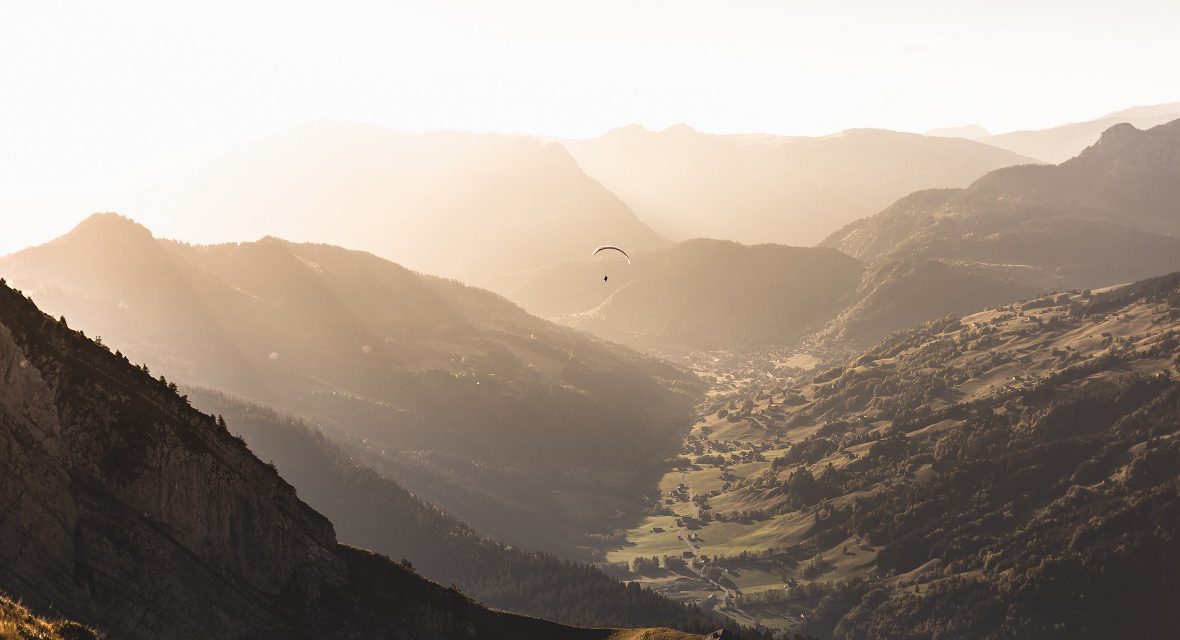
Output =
[
  {"x1": 0, "y1": 214, "x2": 700, "y2": 555},
  {"x1": 499, "y1": 119, "x2": 1180, "y2": 355},
  {"x1": 494, "y1": 239, "x2": 865, "y2": 353},
  {"x1": 562, "y1": 124, "x2": 1032, "y2": 246},
  {"x1": 977, "y1": 102, "x2": 1180, "y2": 163},
  {"x1": 495, "y1": 238, "x2": 1033, "y2": 354},
  {"x1": 0, "y1": 278, "x2": 706, "y2": 640},
  {"x1": 113, "y1": 122, "x2": 666, "y2": 283},
  {"x1": 823, "y1": 119, "x2": 1180, "y2": 293}
]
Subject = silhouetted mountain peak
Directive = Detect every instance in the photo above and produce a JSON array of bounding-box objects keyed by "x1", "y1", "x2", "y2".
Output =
[
  {"x1": 599, "y1": 123, "x2": 651, "y2": 138},
  {"x1": 1073, "y1": 118, "x2": 1180, "y2": 167},
  {"x1": 1099, "y1": 121, "x2": 1141, "y2": 143},
  {"x1": 64, "y1": 212, "x2": 155, "y2": 243}
]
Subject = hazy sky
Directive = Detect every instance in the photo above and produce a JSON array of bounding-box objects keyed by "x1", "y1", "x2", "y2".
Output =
[{"x1": 1, "y1": 0, "x2": 1178, "y2": 251}]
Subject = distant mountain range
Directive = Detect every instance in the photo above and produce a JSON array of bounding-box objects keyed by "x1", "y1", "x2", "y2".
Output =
[
  {"x1": 978, "y1": 102, "x2": 1180, "y2": 163},
  {"x1": 823, "y1": 118, "x2": 1180, "y2": 292},
  {"x1": 0, "y1": 214, "x2": 699, "y2": 555},
  {"x1": 561, "y1": 124, "x2": 1034, "y2": 246},
  {"x1": 500, "y1": 118, "x2": 1180, "y2": 354},
  {"x1": 111, "y1": 122, "x2": 665, "y2": 283},
  {"x1": 0, "y1": 278, "x2": 707, "y2": 640},
  {"x1": 496, "y1": 237, "x2": 1033, "y2": 354}
]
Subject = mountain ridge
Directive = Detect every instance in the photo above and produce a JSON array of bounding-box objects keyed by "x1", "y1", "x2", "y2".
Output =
[
  {"x1": 0, "y1": 213, "x2": 700, "y2": 555},
  {"x1": 822, "y1": 118, "x2": 1180, "y2": 293},
  {"x1": 979, "y1": 101, "x2": 1180, "y2": 163},
  {"x1": 562, "y1": 125, "x2": 1034, "y2": 246},
  {"x1": 1, "y1": 277, "x2": 675, "y2": 639},
  {"x1": 100, "y1": 122, "x2": 667, "y2": 284}
]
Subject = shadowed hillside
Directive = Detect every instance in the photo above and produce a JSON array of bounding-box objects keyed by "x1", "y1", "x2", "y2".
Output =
[
  {"x1": 811, "y1": 259, "x2": 1038, "y2": 348},
  {"x1": 187, "y1": 387, "x2": 759, "y2": 635},
  {"x1": 0, "y1": 215, "x2": 700, "y2": 555},
  {"x1": 492, "y1": 239, "x2": 865, "y2": 353},
  {"x1": 562, "y1": 124, "x2": 1032, "y2": 246},
  {"x1": 495, "y1": 238, "x2": 1035, "y2": 355},
  {"x1": 0, "y1": 278, "x2": 705, "y2": 640}
]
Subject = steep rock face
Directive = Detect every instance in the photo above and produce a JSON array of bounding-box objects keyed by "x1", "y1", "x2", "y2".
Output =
[
  {"x1": 0, "y1": 323, "x2": 80, "y2": 619},
  {"x1": 0, "y1": 282, "x2": 342, "y2": 638},
  {"x1": 0, "y1": 281, "x2": 670, "y2": 640}
]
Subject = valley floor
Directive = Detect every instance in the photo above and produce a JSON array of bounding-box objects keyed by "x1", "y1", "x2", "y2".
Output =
[{"x1": 607, "y1": 347, "x2": 836, "y2": 634}]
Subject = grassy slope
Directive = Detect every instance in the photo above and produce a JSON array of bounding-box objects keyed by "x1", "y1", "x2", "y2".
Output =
[
  {"x1": 0, "y1": 595, "x2": 99, "y2": 640},
  {"x1": 609, "y1": 274, "x2": 1180, "y2": 638}
]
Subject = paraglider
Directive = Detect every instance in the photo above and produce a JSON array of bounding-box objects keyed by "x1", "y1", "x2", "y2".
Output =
[
  {"x1": 592, "y1": 245, "x2": 631, "y2": 263},
  {"x1": 592, "y1": 245, "x2": 630, "y2": 282}
]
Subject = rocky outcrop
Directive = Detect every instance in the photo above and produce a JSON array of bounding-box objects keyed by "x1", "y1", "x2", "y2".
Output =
[{"x1": 0, "y1": 281, "x2": 342, "y2": 638}]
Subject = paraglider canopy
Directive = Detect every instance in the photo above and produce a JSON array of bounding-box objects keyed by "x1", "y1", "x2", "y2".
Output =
[{"x1": 591, "y1": 245, "x2": 631, "y2": 264}]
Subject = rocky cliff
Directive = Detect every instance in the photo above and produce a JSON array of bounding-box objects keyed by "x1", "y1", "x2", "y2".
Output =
[{"x1": 0, "y1": 279, "x2": 691, "y2": 639}]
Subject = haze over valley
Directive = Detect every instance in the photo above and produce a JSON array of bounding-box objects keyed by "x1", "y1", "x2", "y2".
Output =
[{"x1": 3, "y1": 2, "x2": 1180, "y2": 639}]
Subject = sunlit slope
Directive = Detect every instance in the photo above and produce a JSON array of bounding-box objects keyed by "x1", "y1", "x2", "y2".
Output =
[
  {"x1": 609, "y1": 274, "x2": 1180, "y2": 638},
  {"x1": 0, "y1": 214, "x2": 699, "y2": 554},
  {"x1": 0, "y1": 595, "x2": 98, "y2": 640}
]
